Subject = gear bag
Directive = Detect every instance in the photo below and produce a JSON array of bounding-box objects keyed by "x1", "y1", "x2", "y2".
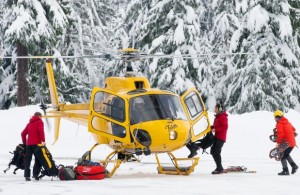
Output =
[
  {"x1": 195, "y1": 131, "x2": 215, "y2": 150},
  {"x1": 74, "y1": 151, "x2": 106, "y2": 180},
  {"x1": 3, "y1": 144, "x2": 26, "y2": 174},
  {"x1": 34, "y1": 145, "x2": 59, "y2": 177},
  {"x1": 58, "y1": 165, "x2": 76, "y2": 180},
  {"x1": 75, "y1": 165, "x2": 106, "y2": 180}
]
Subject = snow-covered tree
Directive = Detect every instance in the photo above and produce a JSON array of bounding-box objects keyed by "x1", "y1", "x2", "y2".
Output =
[
  {"x1": 103, "y1": 0, "x2": 130, "y2": 78},
  {"x1": 289, "y1": 0, "x2": 300, "y2": 47},
  {"x1": 125, "y1": 0, "x2": 214, "y2": 103},
  {"x1": 2, "y1": 0, "x2": 70, "y2": 106},
  {"x1": 64, "y1": 0, "x2": 115, "y2": 92},
  {"x1": 225, "y1": 0, "x2": 300, "y2": 113},
  {"x1": 209, "y1": 0, "x2": 240, "y2": 106}
]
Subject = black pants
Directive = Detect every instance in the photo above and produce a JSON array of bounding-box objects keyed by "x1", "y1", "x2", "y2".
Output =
[
  {"x1": 24, "y1": 145, "x2": 42, "y2": 178},
  {"x1": 210, "y1": 138, "x2": 225, "y2": 171},
  {"x1": 281, "y1": 147, "x2": 296, "y2": 170}
]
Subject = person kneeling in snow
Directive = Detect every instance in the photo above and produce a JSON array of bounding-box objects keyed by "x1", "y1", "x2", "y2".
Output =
[{"x1": 274, "y1": 110, "x2": 298, "y2": 175}]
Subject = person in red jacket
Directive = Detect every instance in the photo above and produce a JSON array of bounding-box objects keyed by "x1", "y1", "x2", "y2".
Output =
[
  {"x1": 210, "y1": 103, "x2": 228, "y2": 174},
  {"x1": 274, "y1": 110, "x2": 298, "y2": 175},
  {"x1": 21, "y1": 112, "x2": 45, "y2": 181}
]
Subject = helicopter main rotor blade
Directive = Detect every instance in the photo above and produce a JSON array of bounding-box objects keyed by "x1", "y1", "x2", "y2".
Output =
[
  {"x1": 1, "y1": 51, "x2": 254, "y2": 60},
  {"x1": 0, "y1": 54, "x2": 112, "y2": 60},
  {"x1": 139, "y1": 52, "x2": 255, "y2": 59}
]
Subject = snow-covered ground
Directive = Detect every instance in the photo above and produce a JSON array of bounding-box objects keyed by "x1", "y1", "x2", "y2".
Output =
[{"x1": 0, "y1": 105, "x2": 299, "y2": 195}]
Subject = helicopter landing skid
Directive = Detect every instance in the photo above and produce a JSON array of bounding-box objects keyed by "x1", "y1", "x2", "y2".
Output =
[{"x1": 155, "y1": 153, "x2": 199, "y2": 175}]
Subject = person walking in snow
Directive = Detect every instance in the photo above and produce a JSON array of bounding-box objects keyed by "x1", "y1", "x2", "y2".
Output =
[
  {"x1": 21, "y1": 112, "x2": 45, "y2": 181},
  {"x1": 273, "y1": 110, "x2": 298, "y2": 175},
  {"x1": 210, "y1": 102, "x2": 228, "y2": 174}
]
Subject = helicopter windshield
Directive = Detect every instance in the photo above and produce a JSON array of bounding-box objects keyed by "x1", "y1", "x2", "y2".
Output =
[{"x1": 130, "y1": 94, "x2": 187, "y2": 125}]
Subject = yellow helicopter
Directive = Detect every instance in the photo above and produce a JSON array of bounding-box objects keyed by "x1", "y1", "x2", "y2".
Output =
[{"x1": 4, "y1": 48, "x2": 212, "y2": 177}]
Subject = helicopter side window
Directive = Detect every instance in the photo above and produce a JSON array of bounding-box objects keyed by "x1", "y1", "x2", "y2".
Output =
[
  {"x1": 93, "y1": 91, "x2": 125, "y2": 122},
  {"x1": 184, "y1": 92, "x2": 203, "y2": 119}
]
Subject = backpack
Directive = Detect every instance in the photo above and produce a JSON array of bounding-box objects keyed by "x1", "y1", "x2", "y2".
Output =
[
  {"x1": 3, "y1": 144, "x2": 26, "y2": 174},
  {"x1": 3, "y1": 144, "x2": 25, "y2": 174},
  {"x1": 195, "y1": 131, "x2": 215, "y2": 151},
  {"x1": 58, "y1": 165, "x2": 76, "y2": 180},
  {"x1": 34, "y1": 145, "x2": 59, "y2": 178}
]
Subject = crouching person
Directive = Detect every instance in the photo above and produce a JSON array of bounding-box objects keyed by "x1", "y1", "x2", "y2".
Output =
[{"x1": 21, "y1": 112, "x2": 45, "y2": 181}]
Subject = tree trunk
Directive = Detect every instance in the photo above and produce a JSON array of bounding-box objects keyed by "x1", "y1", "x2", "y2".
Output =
[{"x1": 17, "y1": 41, "x2": 29, "y2": 106}]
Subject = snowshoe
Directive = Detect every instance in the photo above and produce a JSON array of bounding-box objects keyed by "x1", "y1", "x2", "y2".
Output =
[{"x1": 269, "y1": 142, "x2": 289, "y2": 161}]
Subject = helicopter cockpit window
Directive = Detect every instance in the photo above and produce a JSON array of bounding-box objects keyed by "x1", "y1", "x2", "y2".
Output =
[
  {"x1": 130, "y1": 94, "x2": 187, "y2": 125},
  {"x1": 93, "y1": 91, "x2": 125, "y2": 122},
  {"x1": 184, "y1": 92, "x2": 203, "y2": 120}
]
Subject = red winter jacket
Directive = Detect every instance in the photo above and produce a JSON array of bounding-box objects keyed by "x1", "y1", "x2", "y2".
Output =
[
  {"x1": 276, "y1": 116, "x2": 296, "y2": 147},
  {"x1": 21, "y1": 116, "x2": 45, "y2": 145},
  {"x1": 211, "y1": 112, "x2": 228, "y2": 142}
]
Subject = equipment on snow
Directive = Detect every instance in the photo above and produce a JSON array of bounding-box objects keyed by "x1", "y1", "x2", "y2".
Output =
[
  {"x1": 224, "y1": 166, "x2": 256, "y2": 173},
  {"x1": 75, "y1": 165, "x2": 106, "y2": 180},
  {"x1": 3, "y1": 144, "x2": 26, "y2": 174},
  {"x1": 58, "y1": 165, "x2": 76, "y2": 180}
]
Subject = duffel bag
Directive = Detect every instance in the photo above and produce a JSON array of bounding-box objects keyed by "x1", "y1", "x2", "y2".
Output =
[
  {"x1": 58, "y1": 165, "x2": 76, "y2": 180},
  {"x1": 75, "y1": 165, "x2": 106, "y2": 180}
]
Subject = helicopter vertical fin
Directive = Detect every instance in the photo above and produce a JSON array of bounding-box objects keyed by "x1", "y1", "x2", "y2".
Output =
[
  {"x1": 52, "y1": 118, "x2": 61, "y2": 144},
  {"x1": 45, "y1": 59, "x2": 59, "y2": 107}
]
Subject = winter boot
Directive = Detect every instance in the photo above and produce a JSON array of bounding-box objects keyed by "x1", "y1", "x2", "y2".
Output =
[
  {"x1": 33, "y1": 175, "x2": 40, "y2": 181},
  {"x1": 211, "y1": 168, "x2": 225, "y2": 175},
  {"x1": 187, "y1": 143, "x2": 199, "y2": 158},
  {"x1": 278, "y1": 168, "x2": 289, "y2": 176},
  {"x1": 291, "y1": 165, "x2": 298, "y2": 174},
  {"x1": 25, "y1": 177, "x2": 31, "y2": 181}
]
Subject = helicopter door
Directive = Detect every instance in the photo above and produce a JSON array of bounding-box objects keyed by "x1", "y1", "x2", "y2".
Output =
[
  {"x1": 180, "y1": 87, "x2": 210, "y2": 142},
  {"x1": 88, "y1": 88, "x2": 131, "y2": 144}
]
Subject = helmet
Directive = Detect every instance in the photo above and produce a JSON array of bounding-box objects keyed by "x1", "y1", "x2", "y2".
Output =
[
  {"x1": 274, "y1": 110, "x2": 283, "y2": 117},
  {"x1": 134, "y1": 97, "x2": 145, "y2": 110}
]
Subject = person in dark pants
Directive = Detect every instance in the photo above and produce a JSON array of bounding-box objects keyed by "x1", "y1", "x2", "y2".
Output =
[
  {"x1": 21, "y1": 112, "x2": 45, "y2": 181},
  {"x1": 274, "y1": 110, "x2": 298, "y2": 175},
  {"x1": 210, "y1": 103, "x2": 228, "y2": 174}
]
